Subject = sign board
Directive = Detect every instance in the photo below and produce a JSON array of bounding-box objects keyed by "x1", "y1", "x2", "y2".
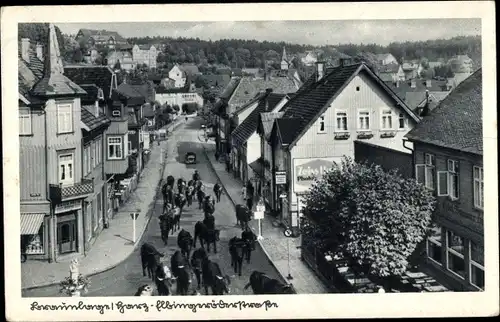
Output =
[
  {"x1": 130, "y1": 213, "x2": 140, "y2": 220},
  {"x1": 275, "y1": 171, "x2": 287, "y2": 185},
  {"x1": 256, "y1": 201, "x2": 265, "y2": 213},
  {"x1": 55, "y1": 200, "x2": 82, "y2": 214},
  {"x1": 253, "y1": 211, "x2": 264, "y2": 220},
  {"x1": 293, "y1": 157, "x2": 342, "y2": 193},
  {"x1": 128, "y1": 130, "x2": 137, "y2": 135}
]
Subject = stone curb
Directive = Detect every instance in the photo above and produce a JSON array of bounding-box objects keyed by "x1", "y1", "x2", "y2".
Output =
[
  {"x1": 200, "y1": 145, "x2": 296, "y2": 291},
  {"x1": 22, "y1": 121, "x2": 183, "y2": 291}
]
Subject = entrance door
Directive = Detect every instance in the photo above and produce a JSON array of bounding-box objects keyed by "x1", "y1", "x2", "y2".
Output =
[{"x1": 57, "y1": 219, "x2": 77, "y2": 254}]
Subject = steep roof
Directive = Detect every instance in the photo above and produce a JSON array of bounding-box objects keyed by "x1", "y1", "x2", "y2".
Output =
[
  {"x1": 81, "y1": 105, "x2": 110, "y2": 131},
  {"x1": 199, "y1": 74, "x2": 231, "y2": 88},
  {"x1": 227, "y1": 76, "x2": 298, "y2": 110},
  {"x1": 378, "y1": 63, "x2": 400, "y2": 73},
  {"x1": 179, "y1": 63, "x2": 200, "y2": 76},
  {"x1": 279, "y1": 62, "x2": 419, "y2": 148},
  {"x1": 405, "y1": 69, "x2": 482, "y2": 155},
  {"x1": 259, "y1": 111, "x2": 285, "y2": 140},
  {"x1": 273, "y1": 118, "x2": 303, "y2": 145},
  {"x1": 219, "y1": 77, "x2": 241, "y2": 100},
  {"x1": 384, "y1": 79, "x2": 449, "y2": 100},
  {"x1": 405, "y1": 91, "x2": 450, "y2": 111},
  {"x1": 64, "y1": 65, "x2": 116, "y2": 99},
  {"x1": 116, "y1": 83, "x2": 146, "y2": 106},
  {"x1": 79, "y1": 84, "x2": 101, "y2": 104}
]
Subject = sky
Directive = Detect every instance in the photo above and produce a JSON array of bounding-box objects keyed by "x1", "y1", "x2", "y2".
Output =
[{"x1": 57, "y1": 19, "x2": 481, "y2": 47}]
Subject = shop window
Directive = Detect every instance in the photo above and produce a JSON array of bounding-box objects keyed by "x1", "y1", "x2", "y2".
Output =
[
  {"x1": 446, "y1": 230, "x2": 465, "y2": 278},
  {"x1": 469, "y1": 241, "x2": 484, "y2": 289},
  {"x1": 23, "y1": 225, "x2": 44, "y2": 254},
  {"x1": 427, "y1": 224, "x2": 442, "y2": 265}
]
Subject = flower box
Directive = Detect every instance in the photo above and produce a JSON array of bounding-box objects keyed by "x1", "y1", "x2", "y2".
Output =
[
  {"x1": 356, "y1": 131, "x2": 374, "y2": 139},
  {"x1": 334, "y1": 132, "x2": 350, "y2": 140},
  {"x1": 380, "y1": 131, "x2": 397, "y2": 138}
]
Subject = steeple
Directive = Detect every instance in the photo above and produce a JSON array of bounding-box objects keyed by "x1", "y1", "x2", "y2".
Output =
[
  {"x1": 31, "y1": 24, "x2": 86, "y2": 97},
  {"x1": 280, "y1": 46, "x2": 289, "y2": 71},
  {"x1": 282, "y1": 46, "x2": 287, "y2": 62}
]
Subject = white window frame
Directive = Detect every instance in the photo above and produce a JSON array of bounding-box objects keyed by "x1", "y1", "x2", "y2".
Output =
[
  {"x1": 469, "y1": 240, "x2": 484, "y2": 290},
  {"x1": 57, "y1": 103, "x2": 73, "y2": 134},
  {"x1": 335, "y1": 111, "x2": 348, "y2": 132},
  {"x1": 448, "y1": 159, "x2": 460, "y2": 200},
  {"x1": 83, "y1": 145, "x2": 91, "y2": 176},
  {"x1": 58, "y1": 153, "x2": 74, "y2": 185},
  {"x1": 19, "y1": 109, "x2": 32, "y2": 135},
  {"x1": 107, "y1": 136, "x2": 123, "y2": 160},
  {"x1": 91, "y1": 141, "x2": 96, "y2": 169},
  {"x1": 473, "y1": 166, "x2": 484, "y2": 209},
  {"x1": 426, "y1": 225, "x2": 443, "y2": 266},
  {"x1": 381, "y1": 109, "x2": 393, "y2": 130},
  {"x1": 398, "y1": 113, "x2": 406, "y2": 130},
  {"x1": 318, "y1": 114, "x2": 326, "y2": 133},
  {"x1": 358, "y1": 110, "x2": 371, "y2": 131},
  {"x1": 416, "y1": 153, "x2": 435, "y2": 190},
  {"x1": 446, "y1": 230, "x2": 466, "y2": 280}
]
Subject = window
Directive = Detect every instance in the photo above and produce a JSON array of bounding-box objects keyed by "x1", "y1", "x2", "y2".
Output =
[
  {"x1": 19, "y1": 109, "x2": 32, "y2": 135},
  {"x1": 57, "y1": 103, "x2": 73, "y2": 133},
  {"x1": 427, "y1": 224, "x2": 442, "y2": 265},
  {"x1": 469, "y1": 241, "x2": 484, "y2": 289},
  {"x1": 108, "y1": 136, "x2": 123, "y2": 159},
  {"x1": 318, "y1": 115, "x2": 326, "y2": 133},
  {"x1": 83, "y1": 145, "x2": 90, "y2": 176},
  {"x1": 91, "y1": 142, "x2": 96, "y2": 169},
  {"x1": 381, "y1": 110, "x2": 393, "y2": 130},
  {"x1": 58, "y1": 154, "x2": 74, "y2": 185},
  {"x1": 416, "y1": 153, "x2": 435, "y2": 190},
  {"x1": 446, "y1": 230, "x2": 465, "y2": 278},
  {"x1": 23, "y1": 224, "x2": 44, "y2": 254},
  {"x1": 358, "y1": 110, "x2": 370, "y2": 130},
  {"x1": 473, "y1": 166, "x2": 484, "y2": 209},
  {"x1": 128, "y1": 141, "x2": 132, "y2": 154},
  {"x1": 448, "y1": 160, "x2": 459, "y2": 199},
  {"x1": 335, "y1": 111, "x2": 348, "y2": 131},
  {"x1": 398, "y1": 113, "x2": 406, "y2": 129},
  {"x1": 96, "y1": 137, "x2": 102, "y2": 165}
]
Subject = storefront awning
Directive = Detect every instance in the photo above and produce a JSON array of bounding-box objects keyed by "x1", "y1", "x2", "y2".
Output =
[{"x1": 20, "y1": 213, "x2": 45, "y2": 235}]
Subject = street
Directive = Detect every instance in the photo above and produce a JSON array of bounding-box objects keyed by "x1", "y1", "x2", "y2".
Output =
[{"x1": 22, "y1": 117, "x2": 284, "y2": 297}]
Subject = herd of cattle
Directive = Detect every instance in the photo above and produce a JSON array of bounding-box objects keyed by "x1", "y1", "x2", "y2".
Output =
[{"x1": 134, "y1": 171, "x2": 295, "y2": 296}]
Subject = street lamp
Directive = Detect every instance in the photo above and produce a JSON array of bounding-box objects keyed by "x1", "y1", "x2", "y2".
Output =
[{"x1": 285, "y1": 235, "x2": 293, "y2": 281}]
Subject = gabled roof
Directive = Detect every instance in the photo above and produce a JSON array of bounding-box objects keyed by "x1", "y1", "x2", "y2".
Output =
[
  {"x1": 64, "y1": 65, "x2": 116, "y2": 99},
  {"x1": 405, "y1": 91, "x2": 450, "y2": 111},
  {"x1": 227, "y1": 76, "x2": 298, "y2": 109},
  {"x1": 271, "y1": 118, "x2": 303, "y2": 145},
  {"x1": 179, "y1": 63, "x2": 200, "y2": 76},
  {"x1": 81, "y1": 105, "x2": 110, "y2": 131},
  {"x1": 220, "y1": 77, "x2": 241, "y2": 100},
  {"x1": 116, "y1": 83, "x2": 146, "y2": 106},
  {"x1": 279, "y1": 62, "x2": 419, "y2": 148},
  {"x1": 384, "y1": 79, "x2": 449, "y2": 100},
  {"x1": 378, "y1": 63, "x2": 401, "y2": 74},
  {"x1": 405, "y1": 69, "x2": 482, "y2": 155},
  {"x1": 142, "y1": 103, "x2": 155, "y2": 118},
  {"x1": 259, "y1": 111, "x2": 285, "y2": 140}
]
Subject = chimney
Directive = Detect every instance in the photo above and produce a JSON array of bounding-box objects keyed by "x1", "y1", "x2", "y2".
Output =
[
  {"x1": 316, "y1": 61, "x2": 325, "y2": 82},
  {"x1": 410, "y1": 79, "x2": 417, "y2": 88},
  {"x1": 426, "y1": 79, "x2": 432, "y2": 88},
  {"x1": 21, "y1": 38, "x2": 30, "y2": 63},
  {"x1": 396, "y1": 79, "x2": 400, "y2": 88},
  {"x1": 95, "y1": 99, "x2": 100, "y2": 118},
  {"x1": 36, "y1": 43, "x2": 44, "y2": 61},
  {"x1": 420, "y1": 90, "x2": 430, "y2": 117},
  {"x1": 264, "y1": 88, "x2": 273, "y2": 111}
]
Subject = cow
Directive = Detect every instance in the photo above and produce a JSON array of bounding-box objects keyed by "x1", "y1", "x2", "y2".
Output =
[
  {"x1": 190, "y1": 247, "x2": 208, "y2": 289},
  {"x1": 135, "y1": 284, "x2": 154, "y2": 296},
  {"x1": 170, "y1": 207, "x2": 181, "y2": 233},
  {"x1": 177, "y1": 228, "x2": 193, "y2": 259},
  {"x1": 197, "y1": 189, "x2": 206, "y2": 209},
  {"x1": 177, "y1": 178, "x2": 186, "y2": 194},
  {"x1": 154, "y1": 263, "x2": 173, "y2": 296},
  {"x1": 202, "y1": 259, "x2": 231, "y2": 295},
  {"x1": 159, "y1": 213, "x2": 174, "y2": 245},
  {"x1": 193, "y1": 221, "x2": 220, "y2": 254},
  {"x1": 140, "y1": 243, "x2": 165, "y2": 280},
  {"x1": 162, "y1": 185, "x2": 174, "y2": 212},
  {"x1": 229, "y1": 236, "x2": 246, "y2": 276},
  {"x1": 243, "y1": 271, "x2": 295, "y2": 295},
  {"x1": 192, "y1": 170, "x2": 201, "y2": 182},
  {"x1": 174, "y1": 193, "x2": 187, "y2": 215},
  {"x1": 186, "y1": 184, "x2": 195, "y2": 206},
  {"x1": 241, "y1": 227, "x2": 256, "y2": 263},
  {"x1": 235, "y1": 204, "x2": 251, "y2": 230},
  {"x1": 203, "y1": 196, "x2": 215, "y2": 217},
  {"x1": 170, "y1": 250, "x2": 193, "y2": 296}
]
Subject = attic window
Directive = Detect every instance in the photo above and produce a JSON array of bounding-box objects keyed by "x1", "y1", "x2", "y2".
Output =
[
  {"x1": 318, "y1": 115, "x2": 326, "y2": 134},
  {"x1": 356, "y1": 86, "x2": 360, "y2": 91}
]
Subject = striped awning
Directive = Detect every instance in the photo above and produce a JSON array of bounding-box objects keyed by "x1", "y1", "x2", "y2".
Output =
[{"x1": 20, "y1": 213, "x2": 45, "y2": 235}]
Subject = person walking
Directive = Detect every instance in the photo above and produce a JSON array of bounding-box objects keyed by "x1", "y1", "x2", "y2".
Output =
[
  {"x1": 213, "y1": 182, "x2": 222, "y2": 203},
  {"x1": 246, "y1": 181, "x2": 255, "y2": 211}
]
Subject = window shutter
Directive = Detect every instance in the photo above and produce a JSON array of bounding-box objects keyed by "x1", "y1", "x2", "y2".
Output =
[
  {"x1": 416, "y1": 164, "x2": 425, "y2": 184},
  {"x1": 437, "y1": 171, "x2": 449, "y2": 196}
]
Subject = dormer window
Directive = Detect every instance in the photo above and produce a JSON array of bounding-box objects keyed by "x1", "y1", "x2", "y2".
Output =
[
  {"x1": 318, "y1": 115, "x2": 326, "y2": 133},
  {"x1": 97, "y1": 88, "x2": 104, "y2": 100}
]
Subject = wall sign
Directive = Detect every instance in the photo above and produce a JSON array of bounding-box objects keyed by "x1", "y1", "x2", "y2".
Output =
[
  {"x1": 275, "y1": 171, "x2": 287, "y2": 185},
  {"x1": 55, "y1": 200, "x2": 82, "y2": 214},
  {"x1": 293, "y1": 157, "x2": 342, "y2": 193},
  {"x1": 128, "y1": 130, "x2": 136, "y2": 135}
]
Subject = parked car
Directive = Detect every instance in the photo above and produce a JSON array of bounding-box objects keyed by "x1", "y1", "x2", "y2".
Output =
[{"x1": 185, "y1": 152, "x2": 197, "y2": 164}]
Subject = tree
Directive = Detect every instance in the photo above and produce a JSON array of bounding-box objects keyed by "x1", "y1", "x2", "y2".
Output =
[
  {"x1": 222, "y1": 52, "x2": 230, "y2": 66},
  {"x1": 302, "y1": 157, "x2": 435, "y2": 282},
  {"x1": 195, "y1": 76, "x2": 209, "y2": 89},
  {"x1": 72, "y1": 49, "x2": 84, "y2": 63},
  {"x1": 207, "y1": 53, "x2": 217, "y2": 64}
]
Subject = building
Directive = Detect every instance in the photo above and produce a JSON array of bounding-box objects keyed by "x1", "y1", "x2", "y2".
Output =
[
  {"x1": 18, "y1": 25, "x2": 114, "y2": 262},
  {"x1": 268, "y1": 60, "x2": 420, "y2": 233},
  {"x1": 405, "y1": 90, "x2": 450, "y2": 114},
  {"x1": 179, "y1": 63, "x2": 201, "y2": 77},
  {"x1": 132, "y1": 44, "x2": 158, "y2": 69},
  {"x1": 106, "y1": 50, "x2": 136, "y2": 71},
  {"x1": 376, "y1": 53, "x2": 399, "y2": 66},
  {"x1": 75, "y1": 29, "x2": 129, "y2": 50},
  {"x1": 281, "y1": 47, "x2": 290, "y2": 70},
  {"x1": 377, "y1": 63, "x2": 405, "y2": 82},
  {"x1": 448, "y1": 55, "x2": 474, "y2": 74},
  {"x1": 402, "y1": 62, "x2": 419, "y2": 80},
  {"x1": 168, "y1": 64, "x2": 187, "y2": 88},
  {"x1": 300, "y1": 51, "x2": 318, "y2": 66},
  {"x1": 197, "y1": 74, "x2": 231, "y2": 89},
  {"x1": 405, "y1": 69, "x2": 483, "y2": 291},
  {"x1": 155, "y1": 76, "x2": 203, "y2": 109}
]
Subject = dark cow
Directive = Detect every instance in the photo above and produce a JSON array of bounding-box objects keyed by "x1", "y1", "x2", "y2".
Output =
[
  {"x1": 159, "y1": 213, "x2": 174, "y2": 245},
  {"x1": 177, "y1": 228, "x2": 193, "y2": 259},
  {"x1": 174, "y1": 193, "x2": 187, "y2": 215},
  {"x1": 203, "y1": 196, "x2": 215, "y2": 216},
  {"x1": 154, "y1": 263, "x2": 173, "y2": 296},
  {"x1": 162, "y1": 185, "x2": 174, "y2": 211},
  {"x1": 186, "y1": 184, "x2": 195, "y2": 206},
  {"x1": 134, "y1": 284, "x2": 154, "y2": 296},
  {"x1": 244, "y1": 271, "x2": 295, "y2": 295},
  {"x1": 235, "y1": 204, "x2": 251, "y2": 229},
  {"x1": 229, "y1": 236, "x2": 246, "y2": 276},
  {"x1": 170, "y1": 207, "x2": 181, "y2": 233},
  {"x1": 190, "y1": 247, "x2": 208, "y2": 289},
  {"x1": 192, "y1": 170, "x2": 201, "y2": 182},
  {"x1": 193, "y1": 221, "x2": 220, "y2": 254},
  {"x1": 166, "y1": 175, "x2": 175, "y2": 187},
  {"x1": 196, "y1": 189, "x2": 206, "y2": 209},
  {"x1": 202, "y1": 259, "x2": 231, "y2": 295},
  {"x1": 140, "y1": 243, "x2": 165, "y2": 280},
  {"x1": 170, "y1": 250, "x2": 192, "y2": 296},
  {"x1": 241, "y1": 227, "x2": 256, "y2": 263},
  {"x1": 203, "y1": 214, "x2": 215, "y2": 230}
]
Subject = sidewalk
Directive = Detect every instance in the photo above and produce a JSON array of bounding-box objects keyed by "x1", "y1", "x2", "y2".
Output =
[
  {"x1": 202, "y1": 143, "x2": 330, "y2": 294},
  {"x1": 21, "y1": 120, "x2": 183, "y2": 290}
]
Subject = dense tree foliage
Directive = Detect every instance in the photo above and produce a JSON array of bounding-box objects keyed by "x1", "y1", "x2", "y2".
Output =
[
  {"x1": 302, "y1": 157, "x2": 436, "y2": 279},
  {"x1": 18, "y1": 23, "x2": 66, "y2": 57}
]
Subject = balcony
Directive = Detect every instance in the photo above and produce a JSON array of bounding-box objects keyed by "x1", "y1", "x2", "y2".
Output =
[{"x1": 49, "y1": 178, "x2": 94, "y2": 204}]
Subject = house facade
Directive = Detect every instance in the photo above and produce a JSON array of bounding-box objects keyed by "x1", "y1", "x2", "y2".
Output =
[
  {"x1": 106, "y1": 50, "x2": 136, "y2": 71},
  {"x1": 132, "y1": 44, "x2": 158, "y2": 69},
  {"x1": 75, "y1": 29, "x2": 129, "y2": 50},
  {"x1": 376, "y1": 53, "x2": 399, "y2": 66},
  {"x1": 269, "y1": 60, "x2": 420, "y2": 233},
  {"x1": 405, "y1": 69, "x2": 483, "y2": 291},
  {"x1": 168, "y1": 64, "x2": 187, "y2": 88}
]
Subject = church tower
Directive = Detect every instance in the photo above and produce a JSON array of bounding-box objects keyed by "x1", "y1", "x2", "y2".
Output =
[{"x1": 280, "y1": 46, "x2": 289, "y2": 70}]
